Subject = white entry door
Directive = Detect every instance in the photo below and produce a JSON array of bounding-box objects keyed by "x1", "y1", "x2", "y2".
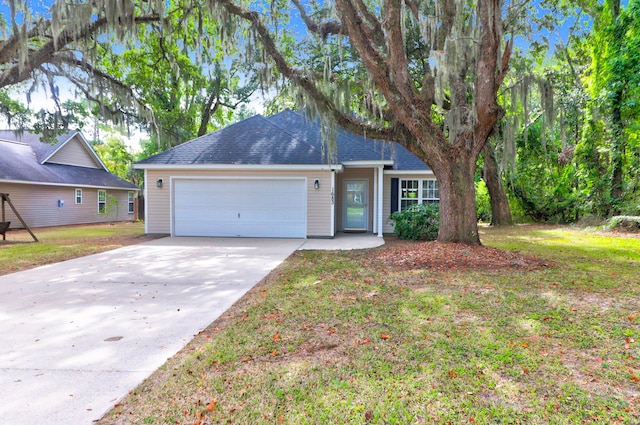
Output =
[
  {"x1": 343, "y1": 180, "x2": 368, "y2": 231},
  {"x1": 173, "y1": 178, "x2": 306, "y2": 238}
]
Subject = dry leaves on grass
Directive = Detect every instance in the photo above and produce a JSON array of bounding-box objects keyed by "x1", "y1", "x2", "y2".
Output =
[{"x1": 366, "y1": 238, "x2": 552, "y2": 272}]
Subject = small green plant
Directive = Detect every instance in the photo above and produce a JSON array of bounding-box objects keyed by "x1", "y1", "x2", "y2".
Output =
[
  {"x1": 103, "y1": 194, "x2": 119, "y2": 223},
  {"x1": 390, "y1": 202, "x2": 439, "y2": 240}
]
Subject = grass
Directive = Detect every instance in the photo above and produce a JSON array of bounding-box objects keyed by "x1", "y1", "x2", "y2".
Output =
[
  {"x1": 0, "y1": 221, "x2": 147, "y2": 275},
  {"x1": 90, "y1": 225, "x2": 637, "y2": 424}
]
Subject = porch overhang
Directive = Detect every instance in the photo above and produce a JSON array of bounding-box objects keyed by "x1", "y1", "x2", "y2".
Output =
[{"x1": 341, "y1": 160, "x2": 394, "y2": 168}]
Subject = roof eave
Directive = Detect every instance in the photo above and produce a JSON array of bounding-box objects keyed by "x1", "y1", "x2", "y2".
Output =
[
  {"x1": 383, "y1": 169, "x2": 435, "y2": 175},
  {"x1": 341, "y1": 160, "x2": 394, "y2": 168},
  {"x1": 134, "y1": 163, "x2": 345, "y2": 172},
  {"x1": 0, "y1": 178, "x2": 140, "y2": 191}
]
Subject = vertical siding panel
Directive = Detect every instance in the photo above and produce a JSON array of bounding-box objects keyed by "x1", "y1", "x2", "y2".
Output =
[
  {"x1": 145, "y1": 170, "x2": 171, "y2": 234},
  {"x1": 382, "y1": 175, "x2": 394, "y2": 233},
  {"x1": 306, "y1": 171, "x2": 332, "y2": 237}
]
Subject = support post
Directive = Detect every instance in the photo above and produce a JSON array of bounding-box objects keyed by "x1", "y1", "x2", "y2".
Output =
[
  {"x1": 0, "y1": 194, "x2": 38, "y2": 242},
  {"x1": 377, "y1": 166, "x2": 384, "y2": 237},
  {"x1": 1, "y1": 196, "x2": 5, "y2": 241}
]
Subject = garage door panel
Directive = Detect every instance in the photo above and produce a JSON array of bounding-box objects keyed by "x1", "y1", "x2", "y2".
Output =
[
  {"x1": 173, "y1": 179, "x2": 306, "y2": 238},
  {"x1": 178, "y1": 220, "x2": 240, "y2": 237}
]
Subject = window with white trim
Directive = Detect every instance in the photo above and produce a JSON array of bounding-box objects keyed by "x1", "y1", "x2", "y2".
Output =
[
  {"x1": 128, "y1": 191, "x2": 135, "y2": 214},
  {"x1": 75, "y1": 188, "x2": 82, "y2": 204},
  {"x1": 399, "y1": 179, "x2": 439, "y2": 211},
  {"x1": 98, "y1": 190, "x2": 106, "y2": 214},
  {"x1": 422, "y1": 179, "x2": 439, "y2": 203}
]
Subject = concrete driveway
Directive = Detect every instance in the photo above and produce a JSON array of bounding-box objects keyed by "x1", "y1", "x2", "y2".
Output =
[{"x1": 0, "y1": 237, "x2": 306, "y2": 425}]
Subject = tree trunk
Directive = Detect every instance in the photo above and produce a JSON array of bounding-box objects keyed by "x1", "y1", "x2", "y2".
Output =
[
  {"x1": 198, "y1": 93, "x2": 219, "y2": 137},
  {"x1": 434, "y1": 151, "x2": 481, "y2": 244},
  {"x1": 482, "y1": 142, "x2": 513, "y2": 226},
  {"x1": 609, "y1": 0, "x2": 624, "y2": 215},
  {"x1": 610, "y1": 111, "x2": 625, "y2": 215}
]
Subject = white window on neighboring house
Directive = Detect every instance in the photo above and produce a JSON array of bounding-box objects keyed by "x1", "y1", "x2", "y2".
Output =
[
  {"x1": 399, "y1": 179, "x2": 439, "y2": 211},
  {"x1": 75, "y1": 188, "x2": 82, "y2": 204},
  {"x1": 128, "y1": 191, "x2": 135, "y2": 214},
  {"x1": 98, "y1": 190, "x2": 106, "y2": 214}
]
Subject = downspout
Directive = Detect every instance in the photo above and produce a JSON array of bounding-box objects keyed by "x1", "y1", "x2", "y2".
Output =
[
  {"x1": 144, "y1": 169, "x2": 149, "y2": 235},
  {"x1": 373, "y1": 167, "x2": 378, "y2": 234},
  {"x1": 377, "y1": 165, "x2": 384, "y2": 237}
]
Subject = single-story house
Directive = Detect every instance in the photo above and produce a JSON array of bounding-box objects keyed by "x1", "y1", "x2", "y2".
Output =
[
  {"x1": 0, "y1": 130, "x2": 139, "y2": 229},
  {"x1": 135, "y1": 109, "x2": 439, "y2": 238}
]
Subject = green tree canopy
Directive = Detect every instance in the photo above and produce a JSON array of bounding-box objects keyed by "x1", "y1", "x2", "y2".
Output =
[{"x1": 202, "y1": 0, "x2": 579, "y2": 244}]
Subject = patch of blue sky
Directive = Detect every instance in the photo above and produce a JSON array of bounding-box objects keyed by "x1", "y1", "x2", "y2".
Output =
[{"x1": 1, "y1": 0, "x2": 51, "y2": 28}]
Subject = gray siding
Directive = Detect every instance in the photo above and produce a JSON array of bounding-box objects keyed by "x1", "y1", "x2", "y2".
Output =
[
  {"x1": 47, "y1": 137, "x2": 101, "y2": 168},
  {"x1": 0, "y1": 182, "x2": 136, "y2": 229}
]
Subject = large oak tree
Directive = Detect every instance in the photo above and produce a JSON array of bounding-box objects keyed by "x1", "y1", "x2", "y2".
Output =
[{"x1": 207, "y1": 0, "x2": 523, "y2": 244}]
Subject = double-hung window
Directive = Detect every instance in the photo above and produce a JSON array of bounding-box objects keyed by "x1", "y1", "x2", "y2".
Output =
[
  {"x1": 400, "y1": 180, "x2": 420, "y2": 210},
  {"x1": 128, "y1": 191, "x2": 135, "y2": 214},
  {"x1": 75, "y1": 188, "x2": 82, "y2": 205},
  {"x1": 98, "y1": 190, "x2": 106, "y2": 214},
  {"x1": 399, "y1": 179, "x2": 439, "y2": 211},
  {"x1": 422, "y1": 179, "x2": 439, "y2": 204}
]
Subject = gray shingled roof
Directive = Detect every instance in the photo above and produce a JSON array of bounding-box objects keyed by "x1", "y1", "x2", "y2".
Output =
[
  {"x1": 0, "y1": 131, "x2": 139, "y2": 190},
  {"x1": 137, "y1": 110, "x2": 430, "y2": 171}
]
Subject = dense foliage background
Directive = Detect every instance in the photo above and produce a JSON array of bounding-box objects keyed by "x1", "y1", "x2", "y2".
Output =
[{"x1": 1, "y1": 0, "x2": 638, "y2": 226}]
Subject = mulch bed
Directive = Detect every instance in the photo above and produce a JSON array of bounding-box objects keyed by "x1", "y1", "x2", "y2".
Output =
[{"x1": 365, "y1": 237, "x2": 553, "y2": 272}]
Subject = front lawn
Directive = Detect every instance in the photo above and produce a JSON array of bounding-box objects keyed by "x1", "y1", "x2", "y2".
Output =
[
  {"x1": 0, "y1": 222, "x2": 148, "y2": 275},
  {"x1": 99, "y1": 225, "x2": 640, "y2": 424}
]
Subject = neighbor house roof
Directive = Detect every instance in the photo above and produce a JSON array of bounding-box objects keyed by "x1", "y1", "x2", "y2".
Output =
[
  {"x1": 136, "y1": 110, "x2": 430, "y2": 171},
  {"x1": 0, "y1": 130, "x2": 139, "y2": 190}
]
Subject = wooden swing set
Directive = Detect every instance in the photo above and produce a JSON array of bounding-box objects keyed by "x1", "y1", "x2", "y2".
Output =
[{"x1": 1, "y1": 193, "x2": 38, "y2": 242}]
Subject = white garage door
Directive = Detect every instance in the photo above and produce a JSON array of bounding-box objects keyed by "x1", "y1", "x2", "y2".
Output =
[{"x1": 173, "y1": 178, "x2": 306, "y2": 238}]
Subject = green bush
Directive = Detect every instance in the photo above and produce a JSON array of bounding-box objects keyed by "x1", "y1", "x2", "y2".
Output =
[
  {"x1": 606, "y1": 216, "x2": 640, "y2": 232},
  {"x1": 389, "y1": 203, "x2": 440, "y2": 241}
]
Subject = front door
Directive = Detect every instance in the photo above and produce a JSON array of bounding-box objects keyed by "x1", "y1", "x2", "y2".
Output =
[{"x1": 344, "y1": 180, "x2": 368, "y2": 231}]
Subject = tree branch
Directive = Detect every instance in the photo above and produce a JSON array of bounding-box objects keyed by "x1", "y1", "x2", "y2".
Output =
[
  {"x1": 353, "y1": 0, "x2": 384, "y2": 43},
  {"x1": 54, "y1": 54, "x2": 157, "y2": 132},
  {"x1": 0, "y1": 17, "x2": 50, "y2": 65},
  {"x1": 473, "y1": 0, "x2": 505, "y2": 155},
  {"x1": 0, "y1": 14, "x2": 160, "y2": 89},
  {"x1": 213, "y1": 0, "x2": 400, "y2": 142},
  {"x1": 496, "y1": 37, "x2": 513, "y2": 88},
  {"x1": 290, "y1": 0, "x2": 344, "y2": 39},
  {"x1": 383, "y1": 0, "x2": 414, "y2": 102}
]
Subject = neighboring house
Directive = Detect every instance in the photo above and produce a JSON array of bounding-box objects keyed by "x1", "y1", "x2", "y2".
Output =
[
  {"x1": 0, "y1": 130, "x2": 139, "y2": 229},
  {"x1": 135, "y1": 109, "x2": 438, "y2": 238}
]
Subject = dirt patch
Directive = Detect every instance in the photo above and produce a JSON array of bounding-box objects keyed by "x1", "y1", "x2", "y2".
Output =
[
  {"x1": 596, "y1": 229, "x2": 640, "y2": 239},
  {"x1": 365, "y1": 237, "x2": 553, "y2": 272}
]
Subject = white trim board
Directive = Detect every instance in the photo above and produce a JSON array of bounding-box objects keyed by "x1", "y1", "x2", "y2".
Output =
[{"x1": 135, "y1": 164, "x2": 344, "y2": 172}]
